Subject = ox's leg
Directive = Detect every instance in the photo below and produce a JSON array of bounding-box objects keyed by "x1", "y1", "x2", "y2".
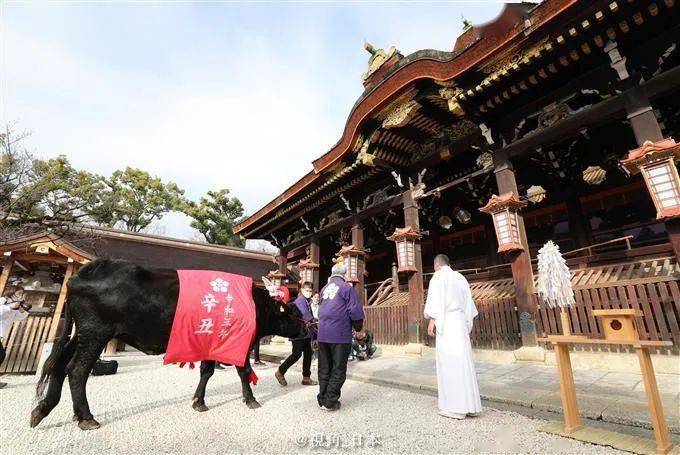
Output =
[
  {"x1": 67, "y1": 336, "x2": 108, "y2": 430},
  {"x1": 30, "y1": 336, "x2": 77, "y2": 427},
  {"x1": 236, "y1": 358, "x2": 260, "y2": 409},
  {"x1": 192, "y1": 361, "x2": 215, "y2": 412}
]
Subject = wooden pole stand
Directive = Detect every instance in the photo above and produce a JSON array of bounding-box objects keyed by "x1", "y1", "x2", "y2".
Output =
[
  {"x1": 560, "y1": 308, "x2": 571, "y2": 336},
  {"x1": 554, "y1": 343, "x2": 583, "y2": 433}
]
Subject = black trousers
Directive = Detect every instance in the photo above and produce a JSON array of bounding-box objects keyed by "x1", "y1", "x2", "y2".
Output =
[
  {"x1": 317, "y1": 342, "x2": 351, "y2": 407},
  {"x1": 0, "y1": 340, "x2": 5, "y2": 366},
  {"x1": 279, "y1": 338, "x2": 313, "y2": 378}
]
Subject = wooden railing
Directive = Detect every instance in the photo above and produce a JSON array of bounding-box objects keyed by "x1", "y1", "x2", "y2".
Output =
[
  {"x1": 0, "y1": 309, "x2": 54, "y2": 374},
  {"x1": 366, "y1": 277, "x2": 395, "y2": 306},
  {"x1": 363, "y1": 238, "x2": 678, "y2": 351},
  {"x1": 537, "y1": 273, "x2": 680, "y2": 353}
]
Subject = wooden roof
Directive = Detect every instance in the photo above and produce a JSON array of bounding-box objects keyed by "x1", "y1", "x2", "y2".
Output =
[
  {"x1": 235, "y1": 0, "x2": 678, "y2": 239},
  {"x1": 1, "y1": 227, "x2": 276, "y2": 280}
]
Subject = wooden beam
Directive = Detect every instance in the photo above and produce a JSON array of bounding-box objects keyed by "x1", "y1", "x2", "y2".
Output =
[
  {"x1": 282, "y1": 193, "x2": 404, "y2": 251},
  {"x1": 0, "y1": 255, "x2": 14, "y2": 298},
  {"x1": 351, "y1": 224, "x2": 366, "y2": 305},
  {"x1": 403, "y1": 189, "x2": 425, "y2": 345},
  {"x1": 48, "y1": 263, "x2": 75, "y2": 341},
  {"x1": 502, "y1": 64, "x2": 680, "y2": 161},
  {"x1": 494, "y1": 156, "x2": 538, "y2": 347},
  {"x1": 623, "y1": 84, "x2": 680, "y2": 263},
  {"x1": 423, "y1": 167, "x2": 492, "y2": 198},
  {"x1": 310, "y1": 238, "x2": 320, "y2": 292}
]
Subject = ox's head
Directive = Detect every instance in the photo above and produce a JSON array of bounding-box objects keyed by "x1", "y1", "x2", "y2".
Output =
[{"x1": 253, "y1": 280, "x2": 308, "y2": 339}]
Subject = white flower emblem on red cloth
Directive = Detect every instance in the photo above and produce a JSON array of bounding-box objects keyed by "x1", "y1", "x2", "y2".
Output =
[
  {"x1": 322, "y1": 283, "x2": 339, "y2": 300},
  {"x1": 210, "y1": 278, "x2": 230, "y2": 293}
]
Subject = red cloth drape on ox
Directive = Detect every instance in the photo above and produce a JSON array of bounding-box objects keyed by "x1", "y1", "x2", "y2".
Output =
[{"x1": 164, "y1": 271, "x2": 257, "y2": 370}]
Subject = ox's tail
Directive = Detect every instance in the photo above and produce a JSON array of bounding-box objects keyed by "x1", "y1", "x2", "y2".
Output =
[{"x1": 36, "y1": 299, "x2": 73, "y2": 398}]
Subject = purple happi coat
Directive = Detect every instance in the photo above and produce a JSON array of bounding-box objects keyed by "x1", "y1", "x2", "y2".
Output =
[
  {"x1": 317, "y1": 276, "x2": 364, "y2": 344},
  {"x1": 290, "y1": 294, "x2": 314, "y2": 340}
]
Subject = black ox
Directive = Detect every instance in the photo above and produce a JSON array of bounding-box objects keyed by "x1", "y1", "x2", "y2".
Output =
[{"x1": 30, "y1": 259, "x2": 306, "y2": 430}]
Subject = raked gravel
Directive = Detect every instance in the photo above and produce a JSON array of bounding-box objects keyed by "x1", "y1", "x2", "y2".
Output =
[{"x1": 0, "y1": 354, "x2": 626, "y2": 454}]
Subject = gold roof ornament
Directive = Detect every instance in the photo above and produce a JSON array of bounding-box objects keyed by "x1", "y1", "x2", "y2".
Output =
[
  {"x1": 439, "y1": 87, "x2": 465, "y2": 116},
  {"x1": 362, "y1": 41, "x2": 399, "y2": 82},
  {"x1": 356, "y1": 139, "x2": 376, "y2": 167},
  {"x1": 461, "y1": 15, "x2": 472, "y2": 31},
  {"x1": 382, "y1": 100, "x2": 420, "y2": 129},
  {"x1": 476, "y1": 152, "x2": 494, "y2": 171},
  {"x1": 526, "y1": 185, "x2": 547, "y2": 203},
  {"x1": 582, "y1": 165, "x2": 607, "y2": 185}
]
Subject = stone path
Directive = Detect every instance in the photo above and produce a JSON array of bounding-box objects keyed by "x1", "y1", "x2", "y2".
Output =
[
  {"x1": 260, "y1": 343, "x2": 680, "y2": 435},
  {"x1": 1, "y1": 354, "x2": 629, "y2": 454}
]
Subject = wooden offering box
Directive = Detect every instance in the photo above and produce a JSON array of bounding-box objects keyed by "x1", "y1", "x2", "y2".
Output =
[{"x1": 592, "y1": 309, "x2": 642, "y2": 342}]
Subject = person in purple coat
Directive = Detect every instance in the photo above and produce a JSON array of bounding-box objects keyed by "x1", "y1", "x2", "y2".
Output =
[
  {"x1": 316, "y1": 258, "x2": 364, "y2": 411},
  {"x1": 275, "y1": 281, "x2": 317, "y2": 386}
]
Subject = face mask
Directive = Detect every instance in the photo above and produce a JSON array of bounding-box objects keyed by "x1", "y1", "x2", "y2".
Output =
[{"x1": 301, "y1": 290, "x2": 313, "y2": 299}]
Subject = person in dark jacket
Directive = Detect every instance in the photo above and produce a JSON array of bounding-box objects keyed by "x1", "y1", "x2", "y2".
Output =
[
  {"x1": 350, "y1": 329, "x2": 376, "y2": 361},
  {"x1": 316, "y1": 258, "x2": 364, "y2": 411},
  {"x1": 275, "y1": 282, "x2": 317, "y2": 386}
]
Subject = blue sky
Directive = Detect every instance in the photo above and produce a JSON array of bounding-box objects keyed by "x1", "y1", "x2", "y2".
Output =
[{"x1": 1, "y1": 1, "x2": 504, "y2": 239}]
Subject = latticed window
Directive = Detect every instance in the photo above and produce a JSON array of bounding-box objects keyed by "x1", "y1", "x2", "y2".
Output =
[
  {"x1": 644, "y1": 160, "x2": 680, "y2": 212},
  {"x1": 493, "y1": 209, "x2": 521, "y2": 249}
]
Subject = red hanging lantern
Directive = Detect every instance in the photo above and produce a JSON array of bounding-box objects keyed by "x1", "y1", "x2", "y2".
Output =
[
  {"x1": 620, "y1": 138, "x2": 680, "y2": 219},
  {"x1": 338, "y1": 245, "x2": 365, "y2": 283},
  {"x1": 266, "y1": 269, "x2": 286, "y2": 287},
  {"x1": 297, "y1": 258, "x2": 318, "y2": 285},
  {"x1": 387, "y1": 226, "x2": 422, "y2": 272},
  {"x1": 479, "y1": 193, "x2": 527, "y2": 253}
]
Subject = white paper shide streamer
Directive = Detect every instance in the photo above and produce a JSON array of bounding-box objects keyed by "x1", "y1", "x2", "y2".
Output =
[{"x1": 537, "y1": 241, "x2": 575, "y2": 335}]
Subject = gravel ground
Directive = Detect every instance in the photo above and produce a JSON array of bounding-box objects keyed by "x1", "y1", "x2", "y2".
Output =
[{"x1": 0, "y1": 355, "x2": 626, "y2": 455}]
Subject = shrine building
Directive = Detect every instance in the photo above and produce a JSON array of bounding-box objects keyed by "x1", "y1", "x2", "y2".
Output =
[{"x1": 235, "y1": 0, "x2": 680, "y2": 359}]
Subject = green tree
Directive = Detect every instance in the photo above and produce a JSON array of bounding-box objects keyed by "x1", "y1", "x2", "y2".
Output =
[
  {"x1": 21, "y1": 156, "x2": 108, "y2": 223},
  {"x1": 1, "y1": 125, "x2": 107, "y2": 225},
  {"x1": 186, "y1": 189, "x2": 245, "y2": 246},
  {"x1": 104, "y1": 167, "x2": 188, "y2": 232}
]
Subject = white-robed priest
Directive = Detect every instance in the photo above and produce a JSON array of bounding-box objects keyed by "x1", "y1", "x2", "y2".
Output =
[{"x1": 424, "y1": 254, "x2": 482, "y2": 419}]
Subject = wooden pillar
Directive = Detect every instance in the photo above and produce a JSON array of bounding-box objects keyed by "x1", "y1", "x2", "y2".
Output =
[
  {"x1": 310, "y1": 238, "x2": 320, "y2": 292},
  {"x1": 624, "y1": 89, "x2": 680, "y2": 260},
  {"x1": 391, "y1": 263, "x2": 399, "y2": 293},
  {"x1": 277, "y1": 251, "x2": 287, "y2": 276},
  {"x1": 48, "y1": 262, "x2": 75, "y2": 341},
  {"x1": 403, "y1": 189, "x2": 425, "y2": 345},
  {"x1": 483, "y1": 216, "x2": 499, "y2": 266},
  {"x1": 351, "y1": 223, "x2": 366, "y2": 305},
  {"x1": 494, "y1": 155, "x2": 538, "y2": 346},
  {"x1": 0, "y1": 255, "x2": 14, "y2": 297},
  {"x1": 565, "y1": 192, "x2": 592, "y2": 249}
]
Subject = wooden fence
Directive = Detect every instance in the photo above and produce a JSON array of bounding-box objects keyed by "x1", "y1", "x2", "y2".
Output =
[
  {"x1": 364, "y1": 304, "x2": 408, "y2": 345},
  {"x1": 470, "y1": 298, "x2": 521, "y2": 349},
  {"x1": 363, "y1": 297, "x2": 521, "y2": 349},
  {"x1": 537, "y1": 279, "x2": 680, "y2": 353},
  {"x1": 0, "y1": 310, "x2": 54, "y2": 374}
]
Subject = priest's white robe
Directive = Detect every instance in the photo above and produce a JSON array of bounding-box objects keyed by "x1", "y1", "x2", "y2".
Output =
[{"x1": 424, "y1": 265, "x2": 482, "y2": 414}]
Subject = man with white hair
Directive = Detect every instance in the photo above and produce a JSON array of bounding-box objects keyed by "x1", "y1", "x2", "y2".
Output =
[
  {"x1": 424, "y1": 254, "x2": 482, "y2": 419},
  {"x1": 316, "y1": 258, "x2": 364, "y2": 411}
]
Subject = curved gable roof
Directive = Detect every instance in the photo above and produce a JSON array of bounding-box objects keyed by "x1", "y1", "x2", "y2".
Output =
[{"x1": 235, "y1": 0, "x2": 579, "y2": 236}]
